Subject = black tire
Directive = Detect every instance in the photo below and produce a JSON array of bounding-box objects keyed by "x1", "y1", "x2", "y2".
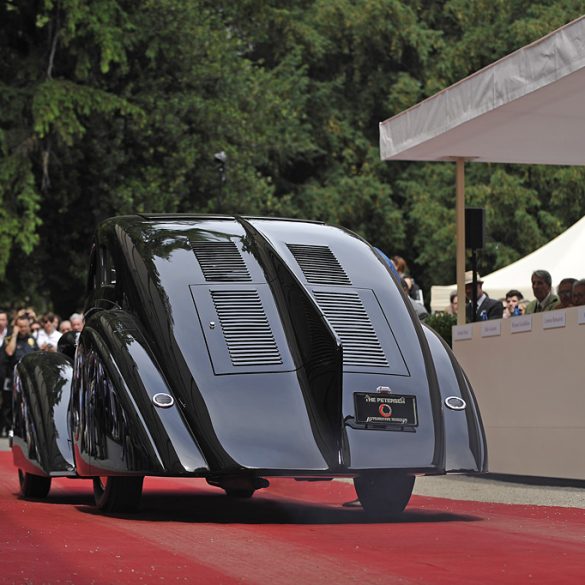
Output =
[
  {"x1": 353, "y1": 472, "x2": 415, "y2": 517},
  {"x1": 93, "y1": 476, "x2": 144, "y2": 513},
  {"x1": 18, "y1": 469, "x2": 52, "y2": 499},
  {"x1": 225, "y1": 488, "x2": 255, "y2": 499}
]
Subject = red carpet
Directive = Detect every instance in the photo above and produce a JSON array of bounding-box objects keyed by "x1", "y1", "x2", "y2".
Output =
[{"x1": 1, "y1": 452, "x2": 584, "y2": 584}]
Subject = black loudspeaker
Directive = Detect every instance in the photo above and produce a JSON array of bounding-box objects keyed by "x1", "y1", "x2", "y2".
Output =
[{"x1": 465, "y1": 207, "x2": 485, "y2": 250}]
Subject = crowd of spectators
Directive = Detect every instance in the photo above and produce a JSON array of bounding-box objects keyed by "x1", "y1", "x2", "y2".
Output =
[
  {"x1": 0, "y1": 307, "x2": 84, "y2": 437},
  {"x1": 375, "y1": 253, "x2": 585, "y2": 326},
  {"x1": 445, "y1": 269, "x2": 585, "y2": 322},
  {"x1": 376, "y1": 251, "x2": 585, "y2": 324}
]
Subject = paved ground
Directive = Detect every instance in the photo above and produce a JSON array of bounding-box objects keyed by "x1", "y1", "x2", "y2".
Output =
[
  {"x1": 2, "y1": 450, "x2": 585, "y2": 585},
  {"x1": 413, "y1": 473, "x2": 585, "y2": 508},
  {"x1": 3, "y1": 436, "x2": 583, "y2": 508}
]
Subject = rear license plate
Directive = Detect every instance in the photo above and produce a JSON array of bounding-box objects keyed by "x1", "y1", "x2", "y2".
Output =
[{"x1": 354, "y1": 393, "x2": 418, "y2": 426}]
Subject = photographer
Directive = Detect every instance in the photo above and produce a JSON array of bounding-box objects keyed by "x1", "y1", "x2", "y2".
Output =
[
  {"x1": 0, "y1": 314, "x2": 39, "y2": 437},
  {"x1": 36, "y1": 312, "x2": 62, "y2": 352}
]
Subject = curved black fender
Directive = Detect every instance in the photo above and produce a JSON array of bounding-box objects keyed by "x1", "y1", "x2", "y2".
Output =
[
  {"x1": 71, "y1": 309, "x2": 209, "y2": 477},
  {"x1": 12, "y1": 352, "x2": 75, "y2": 478},
  {"x1": 423, "y1": 325, "x2": 488, "y2": 473}
]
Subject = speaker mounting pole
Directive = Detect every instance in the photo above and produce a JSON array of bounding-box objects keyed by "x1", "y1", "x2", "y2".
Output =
[
  {"x1": 455, "y1": 158, "x2": 466, "y2": 326},
  {"x1": 465, "y1": 207, "x2": 485, "y2": 322}
]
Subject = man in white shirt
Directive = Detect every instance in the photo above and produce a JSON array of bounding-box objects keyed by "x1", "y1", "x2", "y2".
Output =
[
  {"x1": 36, "y1": 312, "x2": 62, "y2": 351},
  {"x1": 70, "y1": 313, "x2": 84, "y2": 333}
]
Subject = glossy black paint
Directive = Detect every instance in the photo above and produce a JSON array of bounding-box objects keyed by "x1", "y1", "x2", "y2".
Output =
[
  {"x1": 13, "y1": 214, "x2": 486, "y2": 482},
  {"x1": 12, "y1": 352, "x2": 75, "y2": 477}
]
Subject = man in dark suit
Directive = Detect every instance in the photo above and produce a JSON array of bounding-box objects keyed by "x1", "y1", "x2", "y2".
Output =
[{"x1": 465, "y1": 271, "x2": 503, "y2": 322}]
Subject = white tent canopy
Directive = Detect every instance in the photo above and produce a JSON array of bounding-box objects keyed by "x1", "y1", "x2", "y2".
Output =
[
  {"x1": 379, "y1": 16, "x2": 585, "y2": 165},
  {"x1": 430, "y1": 214, "x2": 585, "y2": 312},
  {"x1": 378, "y1": 15, "x2": 585, "y2": 322}
]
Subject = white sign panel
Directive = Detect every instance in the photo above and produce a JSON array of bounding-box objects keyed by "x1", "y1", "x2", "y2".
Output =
[
  {"x1": 510, "y1": 315, "x2": 532, "y2": 334},
  {"x1": 480, "y1": 320, "x2": 501, "y2": 337},
  {"x1": 453, "y1": 325, "x2": 473, "y2": 341},
  {"x1": 543, "y1": 310, "x2": 566, "y2": 330},
  {"x1": 577, "y1": 307, "x2": 585, "y2": 325}
]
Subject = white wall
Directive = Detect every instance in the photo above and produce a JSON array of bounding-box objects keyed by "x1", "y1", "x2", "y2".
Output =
[{"x1": 453, "y1": 306, "x2": 585, "y2": 480}]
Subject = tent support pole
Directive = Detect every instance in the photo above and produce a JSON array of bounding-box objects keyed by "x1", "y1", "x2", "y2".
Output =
[{"x1": 456, "y1": 158, "x2": 466, "y2": 325}]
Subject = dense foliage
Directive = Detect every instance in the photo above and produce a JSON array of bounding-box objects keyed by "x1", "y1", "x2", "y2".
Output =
[
  {"x1": 2, "y1": 0, "x2": 585, "y2": 313},
  {"x1": 424, "y1": 312, "x2": 457, "y2": 347}
]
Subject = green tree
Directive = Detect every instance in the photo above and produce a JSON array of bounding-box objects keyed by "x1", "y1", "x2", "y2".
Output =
[
  {"x1": 3, "y1": 0, "x2": 585, "y2": 312},
  {"x1": 0, "y1": 0, "x2": 313, "y2": 312}
]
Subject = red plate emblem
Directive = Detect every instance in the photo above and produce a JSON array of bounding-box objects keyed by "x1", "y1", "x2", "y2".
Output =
[{"x1": 378, "y1": 403, "x2": 393, "y2": 418}]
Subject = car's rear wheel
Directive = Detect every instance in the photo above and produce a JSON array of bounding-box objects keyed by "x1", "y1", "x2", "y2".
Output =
[
  {"x1": 225, "y1": 488, "x2": 255, "y2": 498},
  {"x1": 18, "y1": 469, "x2": 52, "y2": 499},
  {"x1": 353, "y1": 472, "x2": 415, "y2": 517},
  {"x1": 93, "y1": 476, "x2": 144, "y2": 513}
]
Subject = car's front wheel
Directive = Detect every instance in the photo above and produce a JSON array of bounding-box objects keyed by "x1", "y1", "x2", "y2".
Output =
[
  {"x1": 18, "y1": 469, "x2": 52, "y2": 499},
  {"x1": 353, "y1": 472, "x2": 415, "y2": 517},
  {"x1": 93, "y1": 476, "x2": 144, "y2": 513}
]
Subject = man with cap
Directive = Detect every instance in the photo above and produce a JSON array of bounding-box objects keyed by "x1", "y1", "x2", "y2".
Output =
[{"x1": 465, "y1": 271, "x2": 503, "y2": 322}]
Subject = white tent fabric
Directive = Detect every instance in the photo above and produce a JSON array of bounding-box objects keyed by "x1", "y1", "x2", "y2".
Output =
[
  {"x1": 430, "y1": 214, "x2": 585, "y2": 312},
  {"x1": 378, "y1": 15, "x2": 585, "y2": 318},
  {"x1": 379, "y1": 15, "x2": 585, "y2": 165}
]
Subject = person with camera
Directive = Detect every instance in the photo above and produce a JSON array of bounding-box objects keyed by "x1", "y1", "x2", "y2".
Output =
[
  {"x1": 0, "y1": 314, "x2": 39, "y2": 437},
  {"x1": 502, "y1": 289, "x2": 524, "y2": 318},
  {"x1": 36, "y1": 312, "x2": 62, "y2": 352}
]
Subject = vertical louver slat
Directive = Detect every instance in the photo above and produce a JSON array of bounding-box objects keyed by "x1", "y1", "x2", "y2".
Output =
[
  {"x1": 192, "y1": 241, "x2": 251, "y2": 282},
  {"x1": 313, "y1": 291, "x2": 389, "y2": 367},
  {"x1": 211, "y1": 290, "x2": 282, "y2": 366},
  {"x1": 288, "y1": 244, "x2": 351, "y2": 285}
]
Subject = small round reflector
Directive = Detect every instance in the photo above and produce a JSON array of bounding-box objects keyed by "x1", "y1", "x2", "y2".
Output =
[
  {"x1": 445, "y1": 396, "x2": 466, "y2": 411},
  {"x1": 153, "y1": 393, "x2": 174, "y2": 408}
]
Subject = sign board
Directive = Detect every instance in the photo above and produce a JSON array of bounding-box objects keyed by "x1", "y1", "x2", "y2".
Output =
[
  {"x1": 510, "y1": 315, "x2": 532, "y2": 334},
  {"x1": 480, "y1": 320, "x2": 501, "y2": 337},
  {"x1": 453, "y1": 325, "x2": 473, "y2": 341},
  {"x1": 543, "y1": 310, "x2": 566, "y2": 330}
]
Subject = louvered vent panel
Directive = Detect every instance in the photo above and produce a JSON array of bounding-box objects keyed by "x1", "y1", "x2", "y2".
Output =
[
  {"x1": 191, "y1": 241, "x2": 251, "y2": 282},
  {"x1": 211, "y1": 290, "x2": 282, "y2": 366},
  {"x1": 313, "y1": 291, "x2": 389, "y2": 367},
  {"x1": 288, "y1": 244, "x2": 351, "y2": 285}
]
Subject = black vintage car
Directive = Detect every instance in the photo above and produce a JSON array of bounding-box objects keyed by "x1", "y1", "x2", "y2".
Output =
[{"x1": 11, "y1": 215, "x2": 486, "y2": 515}]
